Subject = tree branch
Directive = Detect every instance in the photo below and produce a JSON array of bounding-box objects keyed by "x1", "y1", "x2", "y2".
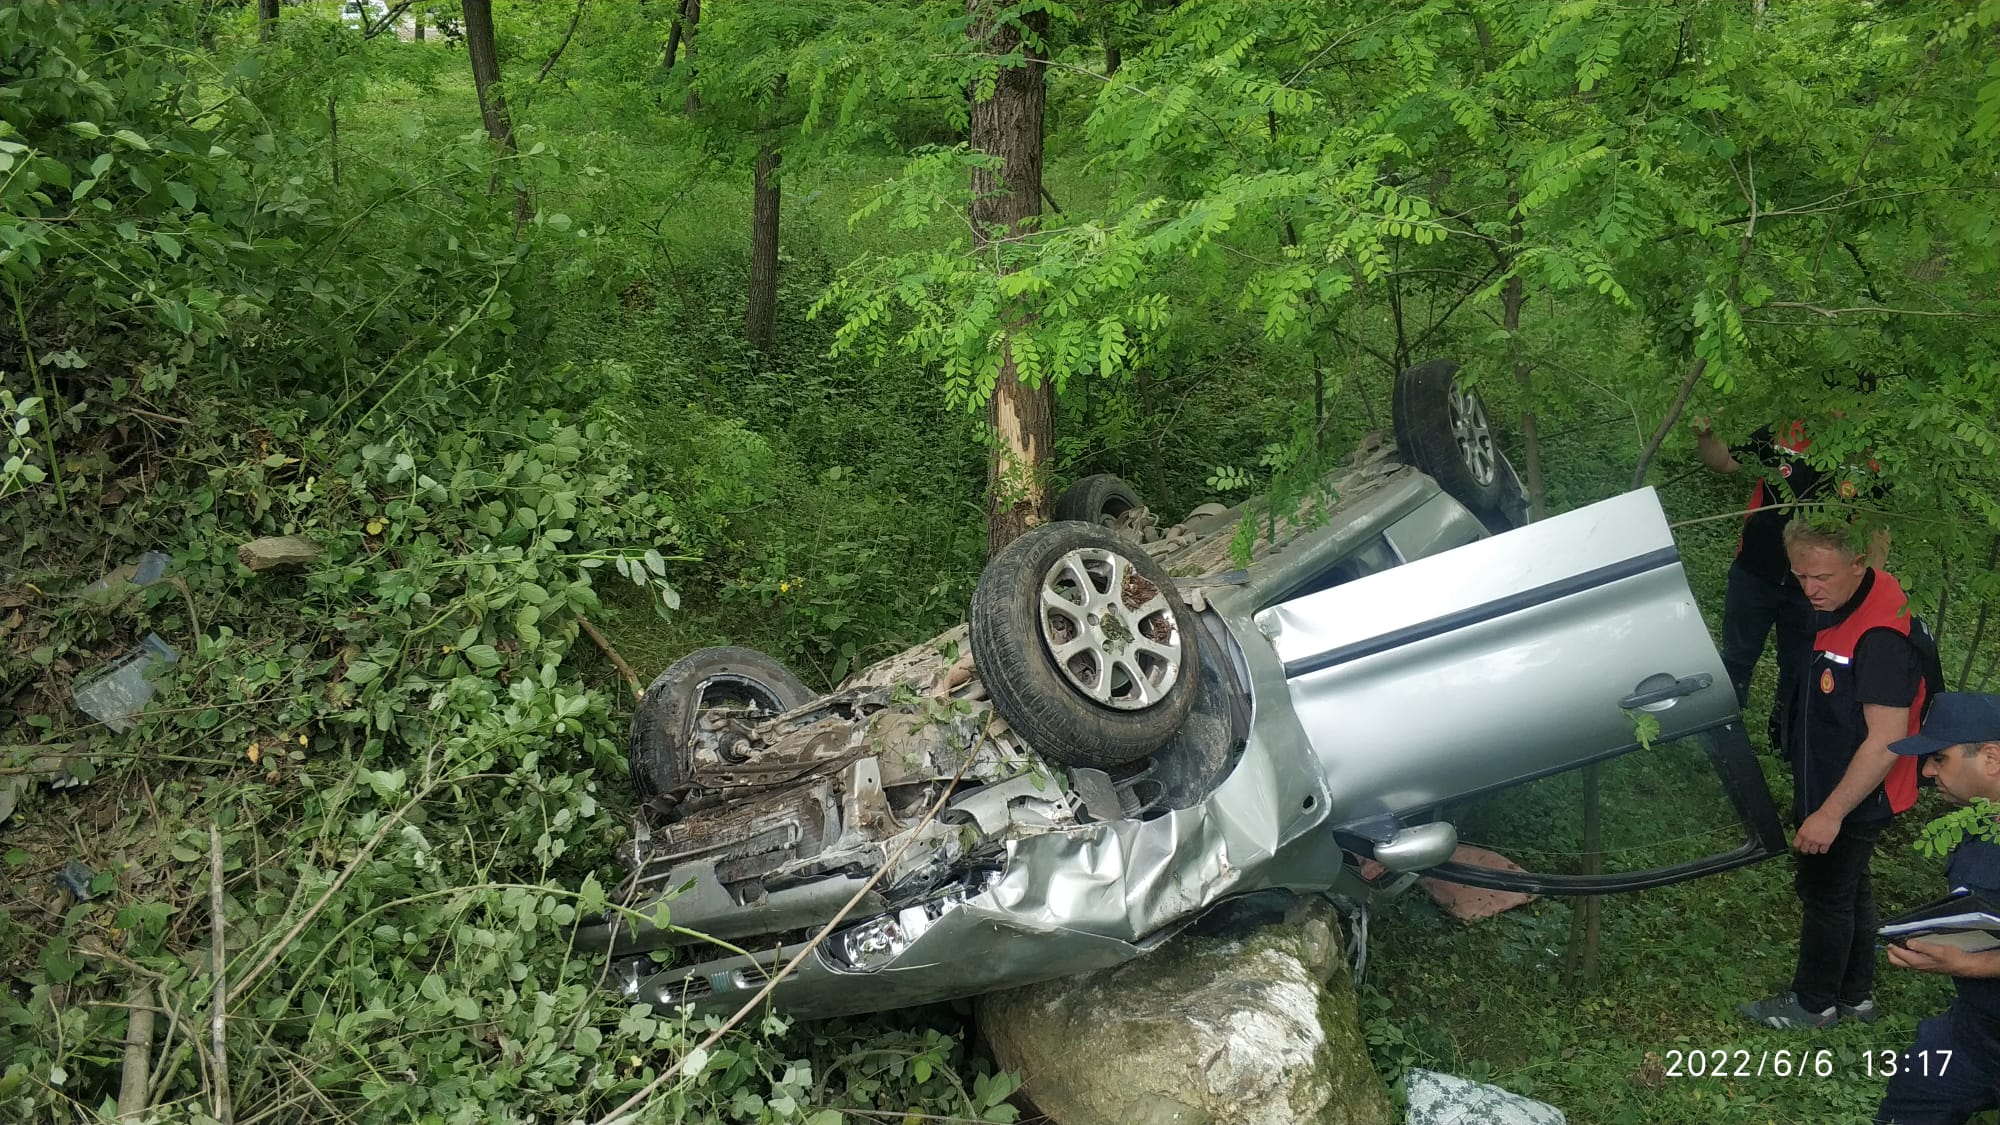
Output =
[
  {"x1": 116, "y1": 984, "x2": 154, "y2": 1121},
  {"x1": 208, "y1": 824, "x2": 234, "y2": 1125},
  {"x1": 578, "y1": 617, "x2": 642, "y2": 698},
  {"x1": 1323, "y1": 320, "x2": 1395, "y2": 371},
  {"x1": 1761, "y1": 302, "x2": 1996, "y2": 319},
  {"x1": 1408, "y1": 259, "x2": 1506, "y2": 356},
  {"x1": 361, "y1": 0, "x2": 418, "y2": 39},
  {"x1": 534, "y1": 0, "x2": 590, "y2": 86},
  {"x1": 1631, "y1": 147, "x2": 1757, "y2": 489}
]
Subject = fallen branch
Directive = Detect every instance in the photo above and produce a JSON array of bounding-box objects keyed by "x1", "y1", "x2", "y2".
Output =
[
  {"x1": 146, "y1": 993, "x2": 194, "y2": 1106},
  {"x1": 125, "y1": 406, "x2": 191, "y2": 426},
  {"x1": 116, "y1": 984, "x2": 155, "y2": 1121},
  {"x1": 578, "y1": 617, "x2": 643, "y2": 698},
  {"x1": 208, "y1": 824, "x2": 234, "y2": 1125}
]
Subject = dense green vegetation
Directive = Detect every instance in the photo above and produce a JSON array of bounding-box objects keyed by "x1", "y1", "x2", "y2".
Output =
[{"x1": 2, "y1": 1, "x2": 1994, "y2": 1122}]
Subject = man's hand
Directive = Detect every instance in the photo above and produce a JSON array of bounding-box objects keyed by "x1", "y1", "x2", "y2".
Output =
[
  {"x1": 1691, "y1": 416, "x2": 1740, "y2": 474},
  {"x1": 1887, "y1": 939, "x2": 2000, "y2": 979},
  {"x1": 1793, "y1": 808, "x2": 1844, "y2": 855}
]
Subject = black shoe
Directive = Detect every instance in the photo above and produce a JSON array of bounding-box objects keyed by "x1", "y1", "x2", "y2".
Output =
[{"x1": 1739, "y1": 992, "x2": 1838, "y2": 1030}]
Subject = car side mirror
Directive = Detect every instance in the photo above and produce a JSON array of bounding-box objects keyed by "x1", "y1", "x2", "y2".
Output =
[{"x1": 1374, "y1": 822, "x2": 1459, "y2": 873}]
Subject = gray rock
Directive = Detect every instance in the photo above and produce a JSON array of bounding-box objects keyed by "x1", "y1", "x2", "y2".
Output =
[
  {"x1": 1404, "y1": 1070, "x2": 1566, "y2": 1125},
  {"x1": 977, "y1": 894, "x2": 1394, "y2": 1125},
  {"x1": 238, "y1": 535, "x2": 321, "y2": 572}
]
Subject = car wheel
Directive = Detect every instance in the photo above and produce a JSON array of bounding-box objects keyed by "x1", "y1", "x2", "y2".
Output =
[
  {"x1": 970, "y1": 521, "x2": 1202, "y2": 768},
  {"x1": 1392, "y1": 359, "x2": 1505, "y2": 511},
  {"x1": 628, "y1": 646, "x2": 814, "y2": 806},
  {"x1": 1052, "y1": 473, "x2": 1143, "y2": 529}
]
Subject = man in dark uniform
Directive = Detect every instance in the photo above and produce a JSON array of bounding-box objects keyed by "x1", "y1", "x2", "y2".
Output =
[
  {"x1": 1693, "y1": 419, "x2": 1886, "y2": 749},
  {"x1": 1740, "y1": 520, "x2": 1927, "y2": 1029},
  {"x1": 1875, "y1": 692, "x2": 2000, "y2": 1125}
]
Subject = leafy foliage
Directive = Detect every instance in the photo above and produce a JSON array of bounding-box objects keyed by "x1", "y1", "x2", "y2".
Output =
[
  {"x1": 4, "y1": 1, "x2": 2000, "y2": 1123},
  {"x1": 1913, "y1": 798, "x2": 2000, "y2": 859}
]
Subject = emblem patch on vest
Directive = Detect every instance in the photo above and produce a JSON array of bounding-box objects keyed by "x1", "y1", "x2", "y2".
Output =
[{"x1": 1820, "y1": 668, "x2": 1835, "y2": 693}]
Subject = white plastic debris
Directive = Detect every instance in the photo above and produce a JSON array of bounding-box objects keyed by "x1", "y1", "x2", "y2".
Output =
[
  {"x1": 1405, "y1": 1069, "x2": 1567, "y2": 1125},
  {"x1": 72, "y1": 632, "x2": 180, "y2": 733}
]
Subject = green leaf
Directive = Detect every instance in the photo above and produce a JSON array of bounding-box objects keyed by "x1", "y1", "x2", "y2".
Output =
[
  {"x1": 166, "y1": 181, "x2": 197, "y2": 210},
  {"x1": 363, "y1": 769, "x2": 407, "y2": 800},
  {"x1": 157, "y1": 298, "x2": 192, "y2": 335},
  {"x1": 111, "y1": 129, "x2": 151, "y2": 151},
  {"x1": 151, "y1": 230, "x2": 182, "y2": 259},
  {"x1": 345, "y1": 660, "x2": 384, "y2": 685},
  {"x1": 464, "y1": 644, "x2": 501, "y2": 669}
]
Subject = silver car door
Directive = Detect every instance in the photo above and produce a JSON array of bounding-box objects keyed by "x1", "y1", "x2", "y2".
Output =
[{"x1": 1258, "y1": 486, "x2": 1784, "y2": 893}]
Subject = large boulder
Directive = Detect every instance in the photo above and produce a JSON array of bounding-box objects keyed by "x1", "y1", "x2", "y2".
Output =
[{"x1": 976, "y1": 893, "x2": 1395, "y2": 1125}]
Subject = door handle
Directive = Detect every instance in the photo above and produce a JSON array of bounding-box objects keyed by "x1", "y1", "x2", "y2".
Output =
[{"x1": 1619, "y1": 672, "x2": 1713, "y2": 710}]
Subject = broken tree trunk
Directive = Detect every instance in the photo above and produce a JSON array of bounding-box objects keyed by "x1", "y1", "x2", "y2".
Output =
[{"x1": 968, "y1": 0, "x2": 1052, "y2": 557}]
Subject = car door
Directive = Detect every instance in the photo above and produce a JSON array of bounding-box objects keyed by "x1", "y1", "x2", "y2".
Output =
[{"x1": 1257, "y1": 486, "x2": 1786, "y2": 894}]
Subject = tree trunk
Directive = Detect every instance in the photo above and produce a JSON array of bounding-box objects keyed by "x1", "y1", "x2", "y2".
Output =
[
  {"x1": 415, "y1": 15, "x2": 426, "y2": 41},
  {"x1": 461, "y1": 0, "x2": 532, "y2": 227},
  {"x1": 1104, "y1": 42, "x2": 1121, "y2": 76},
  {"x1": 1958, "y1": 535, "x2": 2000, "y2": 688},
  {"x1": 258, "y1": 0, "x2": 278, "y2": 41},
  {"x1": 1561, "y1": 764, "x2": 1605, "y2": 990},
  {"x1": 1503, "y1": 198, "x2": 1545, "y2": 520},
  {"x1": 747, "y1": 144, "x2": 781, "y2": 354},
  {"x1": 682, "y1": 0, "x2": 701, "y2": 115},
  {"x1": 969, "y1": 0, "x2": 1050, "y2": 556},
  {"x1": 328, "y1": 95, "x2": 341, "y2": 188},
  {"x1": 664, "y1": 8, "x2": 683, "y2": 69}
]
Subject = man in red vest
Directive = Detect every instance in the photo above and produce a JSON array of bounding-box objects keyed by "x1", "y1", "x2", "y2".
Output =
[{"x1": 1740, "y1": 520, "x2": 1928, "y2": 1029}]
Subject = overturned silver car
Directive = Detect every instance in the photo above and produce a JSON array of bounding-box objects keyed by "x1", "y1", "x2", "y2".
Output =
[{"x1": 578, "y1": 361, "x2": 1785, "y2": 1018}]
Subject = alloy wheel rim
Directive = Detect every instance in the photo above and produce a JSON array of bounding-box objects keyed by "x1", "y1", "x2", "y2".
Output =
[
  {"x1": 1449, "y1": 387, "x2": 1497, "y2": 487},
  {"x1": 1037, "y1": 546, "x2": 1182, "y2": 710}
]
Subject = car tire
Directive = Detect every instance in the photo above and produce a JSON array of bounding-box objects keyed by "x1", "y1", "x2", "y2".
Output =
[
  {"x1": 1052, "y1": 474, "x2": 1143, "y2": 528},
  {"x1": 970, "y1": 521, "x2": 1202, "y2": 768},
  {"x1": 628, "y1": 646, "x2": 814, "y2": 805},
  {"x1": 1392, "y1": 359, "x2": 1505, "y2": 512}
]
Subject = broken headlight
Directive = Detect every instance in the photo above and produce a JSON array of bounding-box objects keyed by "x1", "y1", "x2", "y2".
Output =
[{"x1": 826, "y1": 871, "x2": 1001, "y2": 972}]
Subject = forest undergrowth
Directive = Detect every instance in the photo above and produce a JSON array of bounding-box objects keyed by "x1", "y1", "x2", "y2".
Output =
[{"x1": 4, "y1": 2, "x2": 1996, "y2": 1124}]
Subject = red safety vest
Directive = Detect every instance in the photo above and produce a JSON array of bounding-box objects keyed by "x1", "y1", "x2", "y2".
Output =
[{"x1": 1804, "y1": 570, "x2": 1925, "y2": 816}]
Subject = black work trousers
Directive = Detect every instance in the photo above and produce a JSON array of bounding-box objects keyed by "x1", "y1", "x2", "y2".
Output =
[
  {"x1": 1875, "y1": 1003, "x2": 2000, "y2": 1124},
  {"x1": 1791, "y1": 817, "x2": 1886, "y2": 1013},
  {"x1": 1720, "y1": 560, "x2": 1815, "y2": 748}
]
